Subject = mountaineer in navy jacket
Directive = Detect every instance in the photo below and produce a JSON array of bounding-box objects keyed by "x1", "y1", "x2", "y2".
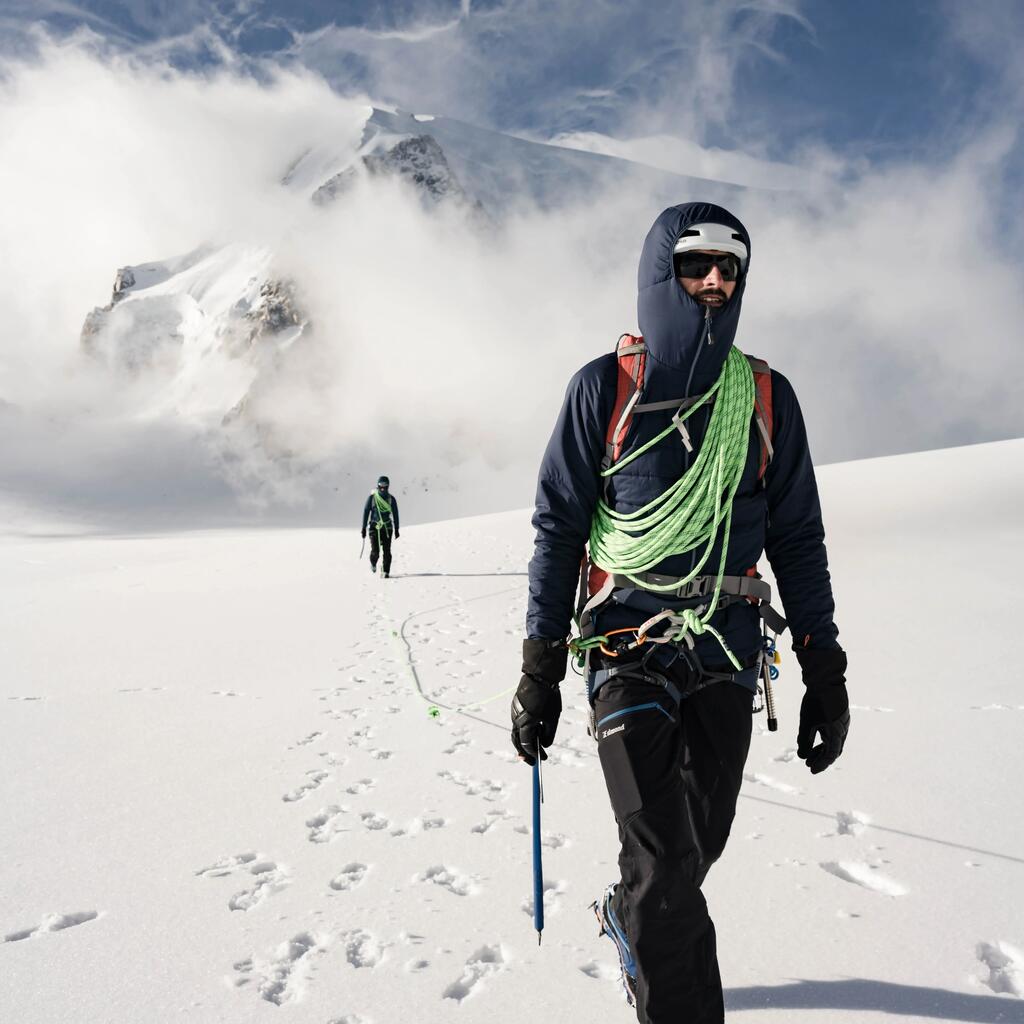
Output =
[
  {"x1": 510, "y1": 202, "x2": 849, "y2": 1024},
  {"x1": 361, "y1": 475, "x2": 399, "y2": 577}
]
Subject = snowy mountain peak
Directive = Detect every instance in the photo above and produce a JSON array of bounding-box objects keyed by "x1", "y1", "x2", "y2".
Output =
[{"x1": 312, "y1": 132, "x2": 480, "y2": 216}]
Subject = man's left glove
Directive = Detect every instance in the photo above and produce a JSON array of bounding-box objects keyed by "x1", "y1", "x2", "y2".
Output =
[
  {"x1": 795, "y1": 647, "x2": 850, "y2": 775},
  {"x1": 511, "y1": 638, "x2": 567, "y2": 766}
]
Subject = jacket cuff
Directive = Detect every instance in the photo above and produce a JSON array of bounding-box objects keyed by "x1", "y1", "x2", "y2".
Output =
[
  {"x1": 522, "y1": 638, "x2": 568, "y2": 684},
  {"x1": 794, "y1": 647, "x2": 847, "y2": 689}
]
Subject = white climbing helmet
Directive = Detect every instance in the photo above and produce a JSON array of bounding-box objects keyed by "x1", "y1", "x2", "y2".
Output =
[{"x1": 673, "y1": 222, "x2": 748, "y2": 269}]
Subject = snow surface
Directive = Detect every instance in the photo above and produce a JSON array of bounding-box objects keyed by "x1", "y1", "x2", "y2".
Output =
[{"x1": 2, "y1": 439, "x2": 1024, "y2": 1023}]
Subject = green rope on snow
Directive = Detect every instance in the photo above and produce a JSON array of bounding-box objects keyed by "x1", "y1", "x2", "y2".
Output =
[{"x1": 587, "y1": 346, "x2": 756, "y2": 669}]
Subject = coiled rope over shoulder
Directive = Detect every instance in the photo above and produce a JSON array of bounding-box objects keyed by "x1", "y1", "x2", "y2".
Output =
[{"x1": 587, "y1": 346, "x2": 756, "y2": 669}]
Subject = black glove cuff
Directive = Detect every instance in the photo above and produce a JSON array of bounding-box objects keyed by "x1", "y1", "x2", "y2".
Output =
[
  {"x1": 795, "y1": 646, "x2": 847, "y2": 689},
  {"x1": 522, "y1": 638, "x2": 567, "y2": 684}
]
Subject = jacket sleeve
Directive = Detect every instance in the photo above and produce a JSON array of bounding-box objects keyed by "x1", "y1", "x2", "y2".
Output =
[
  {"x1": 763, "y1": 371, "x2": 841, "y2": 651},
  {"x1": 391, "y1": 496, "x2": 399, "y2": 533},
  {"x1": 526, "y1": 361, "x2": 612, "y2": 640},
  {"x1": 361, "y1": 494, "x2": 372, "y2": 531}
]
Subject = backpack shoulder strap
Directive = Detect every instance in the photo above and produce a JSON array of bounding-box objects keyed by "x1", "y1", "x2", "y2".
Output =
[
  {"x1": 604, "y1": 334, "x2": 646, "y2": 467},
  {"x1": 745, "y1": 354, "x2": 774, "y2": 479}
]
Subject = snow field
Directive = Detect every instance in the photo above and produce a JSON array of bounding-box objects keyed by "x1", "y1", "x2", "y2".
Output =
[{"x1": 2, "y1": 441, "x2": 1024, "y2": 1022}]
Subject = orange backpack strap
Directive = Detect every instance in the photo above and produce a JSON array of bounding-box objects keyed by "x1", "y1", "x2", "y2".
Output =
[
  {"x1": 603, "y1": 334, "x2": 646, "y2": 469},
  {"x1": 746, "y1": 354, "x2": 774, "y2": 480}
]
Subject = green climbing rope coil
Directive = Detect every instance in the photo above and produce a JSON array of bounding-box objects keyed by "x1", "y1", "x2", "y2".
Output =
[
  {"x1": 373, "y1": 490, "x2": 392, "y2": 524},
  {"x1": 586, "y1": 346, "x2": 756, "y2": 669}
]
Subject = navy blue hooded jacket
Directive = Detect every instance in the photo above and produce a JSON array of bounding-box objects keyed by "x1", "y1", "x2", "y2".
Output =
[{"x1": 526, "y1": 202, "x2": 840, "y2": 664}]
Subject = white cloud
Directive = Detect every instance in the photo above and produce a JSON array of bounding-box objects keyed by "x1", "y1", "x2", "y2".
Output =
[{"x1": 0, "y1": 33, "x2": 1021, "y2": 531}]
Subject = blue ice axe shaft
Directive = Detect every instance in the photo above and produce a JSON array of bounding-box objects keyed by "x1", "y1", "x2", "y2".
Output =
[{"x1": 532, "y1": 747, "x2": 544, "y2": 944}]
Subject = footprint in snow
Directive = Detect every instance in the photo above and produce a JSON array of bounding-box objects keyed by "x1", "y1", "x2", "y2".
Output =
[
  {"x1": 975, "y1": 941, "x2": 1024, "y2": 997},
  {"x1": 743, "y1": 771, "x2": 802, "y2": 795},
  {"x1": 4, "y1": 910, "x2": 100, "y2": 942},
  {"x1": 307, "y1": 806, "x2": 348, "y2": 844},
  {"x1": 318, "y1": 752, "x2": 348, "y2": 768},
  {"x1": 196, "y1": 852, "x2": 290, "y2": 910},
  {"x1": 290, "y1": 731, "x2": 323, "y2": 748},
  {"x1": 282, "y1": 770, "x2": 329, "y2": 802},
  {"x1": 471, "y1": 810, "x2": 509, "y2": 835},
  {"x1": 521, "y1": 878, "x2": 567, "y2": 917},
  {"x1": 348, "y1": 725, "x2": 374, "y2": 748},
  {"x1": 330, "y1": 862, "x2": 369, "y2": 892},
  {"x1": 512, "y1": 825, "x2": 569, "y2": 849},
  {"x1": 328, "y1": 1016, "x2": 372, "y2": 1024},
  {"x1": 820, "y1": 860, "x2": 907, "y2": 897},
  {"x1": 443, "y1": 945, "x2": 506, "y2": 1002},
  {"x1": 339, "y1": 929, "x2": 385, "y2": 968},
  {"x1": 580, "y1": 959, "x2": 621, "y2": 984},
  {"x1": 773, "y1": 747, "x2": 799, "y2": 763},
  {"x1": 345, "y1": 778, "x2": 376, "y2": 795},
  {"x1": 437, "y1": 769, "x2": 509, "y2": 802},
  {"x1": 231, "y1": 931, "x2": 327, "y2": 1005},
  {"x1": 826, "y1": 810, "x2": 871, "y2": 837},
  {"x1": 416, "y1": 865, "x2": 478, "y2": 897},
  {"x1": 361, "y1": 811, "x2": 391, "y2": 831}
]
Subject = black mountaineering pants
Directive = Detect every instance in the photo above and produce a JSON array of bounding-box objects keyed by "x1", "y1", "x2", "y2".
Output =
[
  {"x1": 594, "y1": 671, "x2": 753, "y2": 1024},
  {"x1": 369, "y1": 525, "x2": 392, "y2": 575}
]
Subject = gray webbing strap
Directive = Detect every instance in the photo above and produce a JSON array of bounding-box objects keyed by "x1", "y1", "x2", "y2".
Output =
[
  {"x1": 633, "y1": 395, "x2": 716, "y2": 414},
  {"x1": 754, "y1": 408, "x2": 774, "y2": 463},
  {"x1": 608, "y1": 571, "x2": 773, "y2": 603},
  {"x1": 759, "y1": 602, "x2": 788, "y2": 634}
]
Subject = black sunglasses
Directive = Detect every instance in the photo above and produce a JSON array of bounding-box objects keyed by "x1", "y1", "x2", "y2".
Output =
[{"x1": 673, "y1": 251, "x2": 741, "y2": 282}]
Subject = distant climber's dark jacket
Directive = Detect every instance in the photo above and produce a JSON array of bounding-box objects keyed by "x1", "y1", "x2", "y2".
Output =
[
  {"x1": 362, "y1": 491, "x2": 399, "y2": 533},
  {"x1": 526, "y1": 202, "x2": 841, "y2": 663}
]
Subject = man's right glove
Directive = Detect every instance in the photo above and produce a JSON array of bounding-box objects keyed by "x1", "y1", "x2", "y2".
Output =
[
  {"x1": 511, "y1": 638, "x2": 567, "y2": 766},
  {"x1": 361, "y1": 529, "x2": 367, "y2": 538},
  {"x1": 794, "y1": 647, "x2": 850, "y2": 775}
]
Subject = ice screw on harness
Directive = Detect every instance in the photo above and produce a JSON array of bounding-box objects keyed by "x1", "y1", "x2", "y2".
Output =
[{"x1": 587, "y1": 346, "x2": 756, "y2": 669}]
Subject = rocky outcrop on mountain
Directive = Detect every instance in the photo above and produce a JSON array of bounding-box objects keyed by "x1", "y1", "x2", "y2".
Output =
[
  {"x1": 312, "y1": 134, "x2": 487, "y2": 222},
  {"x1": 80, "y1": 266, "x2": 141, "y2": 351},
  {"x1": 245, "y1": 279, "x2": 305, "y2": 343}
]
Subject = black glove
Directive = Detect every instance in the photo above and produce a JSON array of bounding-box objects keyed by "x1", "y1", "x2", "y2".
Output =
[
  {"x1": 394, "y1": 531, "x2": 399, "y2": 540},
  {"x1": 361, "y1": 529, "x2": 366, "y2": 538},
  {"x1": 795, "y1": 647, "x2": 850, "y2": 775},
  {"x1": 511, "y1": 638, "x2": 567, "y2": 765}
]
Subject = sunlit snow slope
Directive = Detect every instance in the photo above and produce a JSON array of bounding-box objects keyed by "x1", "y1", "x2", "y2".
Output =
[{"x1": 2, "y1": 439, "x2": 1023, "y2": 1023}]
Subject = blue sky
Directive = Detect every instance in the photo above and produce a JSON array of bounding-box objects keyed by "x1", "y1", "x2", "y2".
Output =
[{"x1": 3, "y1": 0, "x2": 1021, "y2": 175}]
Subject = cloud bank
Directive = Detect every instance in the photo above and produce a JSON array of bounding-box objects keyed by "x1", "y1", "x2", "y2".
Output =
[{"x1": 0, "y1": 31, "x2": 1021, "y2": 531}]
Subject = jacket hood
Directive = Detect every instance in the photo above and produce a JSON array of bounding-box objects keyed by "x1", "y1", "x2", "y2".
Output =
[{"x1": 637, "y1": 202, "x2": 751, "y2": 393}]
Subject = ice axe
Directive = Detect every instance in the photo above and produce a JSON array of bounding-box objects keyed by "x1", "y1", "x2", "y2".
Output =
[{"x1": 532, "y1": 740, "x2": 544, "y2": 944}]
